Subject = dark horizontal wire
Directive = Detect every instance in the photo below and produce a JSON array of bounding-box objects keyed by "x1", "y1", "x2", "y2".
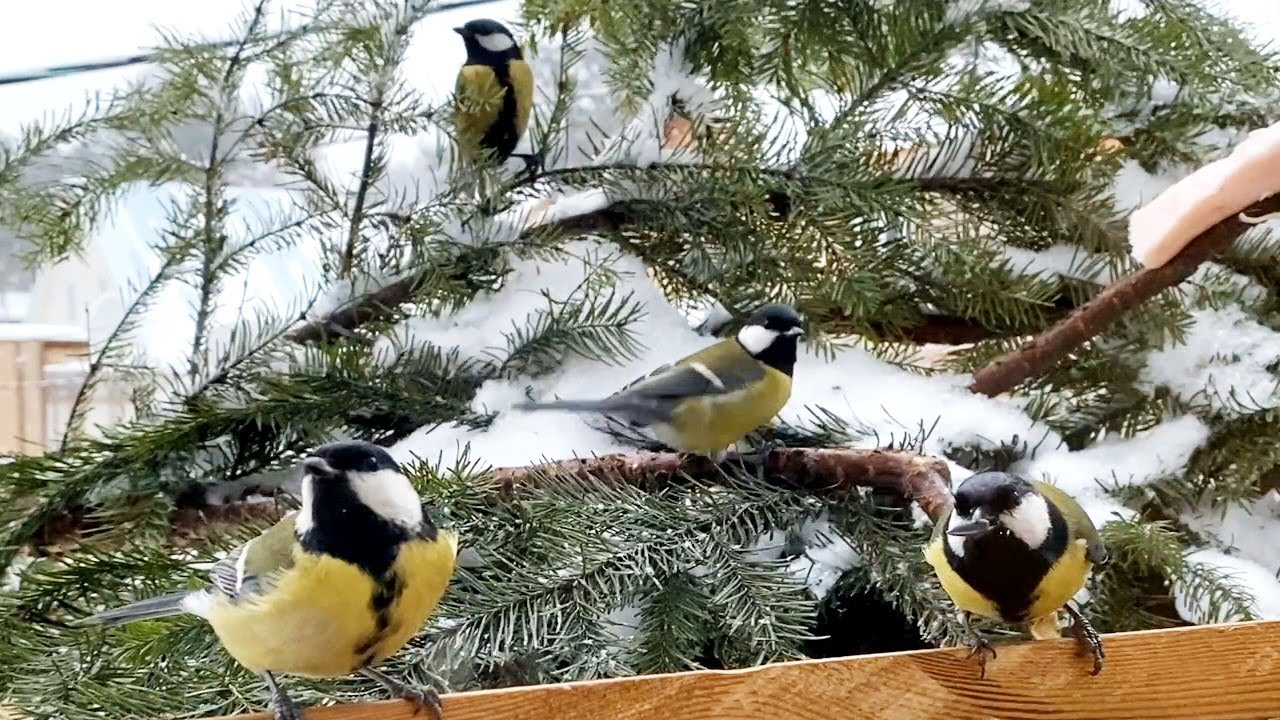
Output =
[{"x1": 0, "y1": 0, "x2": 504, "y2": 88}]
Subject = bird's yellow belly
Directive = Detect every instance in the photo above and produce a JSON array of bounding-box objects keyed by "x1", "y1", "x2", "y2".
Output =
[
  {"x1": 1026, "y1": 538, "x2": 1093, "y2": 621},
  {"x1": 207, "y1": 541, "x2": 456, "y2": 678},
  {"x1": 668, "y1": 368, "x2": 792, "y2": 455}
]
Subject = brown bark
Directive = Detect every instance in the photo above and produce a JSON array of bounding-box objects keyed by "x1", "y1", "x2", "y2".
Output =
[
  {"x1": 970, "y1": 193, "x2": 1280, "y2": 397},
  {"x1": 492, "y1": 447, "x2": 954, "y2": 521}
]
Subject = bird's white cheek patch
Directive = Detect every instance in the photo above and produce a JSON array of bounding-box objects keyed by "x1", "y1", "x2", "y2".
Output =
[
  {"x1": 1001, "y1": 493, "x2": 1052, "y2": 548},
  {"x1": 737, "y1": 325, "x2": 779, "y2": 355},
  {"x1": 350, "y1": 469, "x2": 424, "y2": 528},
  {"x1": 945, "y1": 512, "x2": 967, "y2": 557},
  {"x1": 294, "y1": 477, "x2": 316, "y2": 534},
  {"x1": 476, "y1": 33, "x2": 515, "y2": 53}
]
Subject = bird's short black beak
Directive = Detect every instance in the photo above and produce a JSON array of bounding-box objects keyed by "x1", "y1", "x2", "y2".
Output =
[
  {"x1": 301, "y1": 456, "x2": 338, "y2": 479},
  {"x1": 452, "y1": 26, "x2": 466, "y2": 35},
  {"x1": 786, "y1": 326, "x2": 804, "y2": 337},
  {"x1": 947, "y1": 517, "x2": 992, "y2": 537}
]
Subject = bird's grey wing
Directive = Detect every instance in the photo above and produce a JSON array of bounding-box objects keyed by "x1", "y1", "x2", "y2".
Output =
[
  {"x1": 207, "y1": 511, "x2": 300, "y2": 602},
  {"x1": 603, "y1": 352, "x2": 766, "y2": 425},
  {"x1": 208, "y1": 550, "x2": 246, "y2": 598},
  {"x1": 621, "y1": 351, "x2": 765, "y2": 402}
]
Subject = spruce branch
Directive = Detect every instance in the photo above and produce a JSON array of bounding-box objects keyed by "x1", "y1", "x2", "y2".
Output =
[
  {"x1": 492, "y1": 448, "x2": 954, "y2": 522},
  {"x1": 187, "y1": 0, "x2": 270, "y2": 382},
  {"x1": 285, "y1": 162, "x2": 1087, "y2": 347},
  {"x1": 285, "y1": 201, "x2": 642, "y2": 344},
  {"x1": 969, "y1": 193, "x2": 1280, "y2": 397},
  {"x1": 22, "y1": 448, "x2": 953, "y2": 553},
  {"x1": 61, "y1": 246, "x2": 189, "y2": 447},
  {"x1": 335, "y1": 0, "x2": 421, "y2": 277}
]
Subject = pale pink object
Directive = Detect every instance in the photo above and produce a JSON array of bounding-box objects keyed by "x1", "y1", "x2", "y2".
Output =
[{"x1": 1128, "y1": 120, "x2": 1280, "y2": 269}]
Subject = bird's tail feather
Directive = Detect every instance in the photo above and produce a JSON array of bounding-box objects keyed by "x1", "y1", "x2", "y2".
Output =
[
  {"x1": 76, "y1": 591, "x2": 192, "y2": 627},
  {"x1": 513, "y1": 398, "x2": 669, "y2": 426},
  {"x1": 511, "y1": 399, "x2": 614, "y2": 413}
]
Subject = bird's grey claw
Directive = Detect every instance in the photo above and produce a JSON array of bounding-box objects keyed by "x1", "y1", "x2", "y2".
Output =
[
  {"x1": 361, "y1": 668, "x2": 443, "y2": 720},
  {"x1": 1065, "y1": 605, "x2": 1105, "y2": 676},
  {"x1": 272, "y1": 698, "x2": 303, "y2": 720},
  {"x1": 262, "y1": 671, "x2": 303, "y2": 720},
  {"x1": 737, "y1": 436, "x2": 785, "y2": 465},
  {"x1": 268, "y1": 686, "x2": 300, "y2": 712},
  {"x1": 967, "y1": 637, "x2": 997, "y2": 679},
  {"x1": 399, "y1": 685, "x2": 442, "y2": 720}
]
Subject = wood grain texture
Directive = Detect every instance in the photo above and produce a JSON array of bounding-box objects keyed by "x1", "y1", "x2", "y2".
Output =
[
  {"x1": 18, "y1": 341, "x2": 44, "y2": 452},
  {"x1": 208, "y1": 620, "x2": 1280, "y2": 720},
  {"x1": 0, "y1": 342, "x2": 20, "y2": 453}
]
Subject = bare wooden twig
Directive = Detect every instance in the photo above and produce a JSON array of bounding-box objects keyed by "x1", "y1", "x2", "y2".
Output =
[{"x1": 969, "y1": 193, "x2": 1280, "y2": 397}]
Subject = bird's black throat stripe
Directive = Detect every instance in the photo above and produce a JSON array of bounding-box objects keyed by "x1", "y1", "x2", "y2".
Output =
[
  {"x1": 299, "y1": 480, "x2": 441, "y2": 667},
  {"x1": 470, "y1": 58, "x2": 519, "y2": 162},
  {"x1": 743, "y1": 338, "x2": 797, "y2": 377},
  {"x1": 353, "y1": 570, "x2": 401, "y2": 667},
  {"x1": 942, "y1": 502, "x2": 1070, "y2": 622}
]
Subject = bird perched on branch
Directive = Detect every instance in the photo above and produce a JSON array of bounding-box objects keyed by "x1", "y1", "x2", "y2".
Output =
[
  {"x1": 77, "y1": 441, "x2": 459, "y2": 720},
  {"x1": 924, "y1": 471, "x2": 1108, "y2": 679},
  {"x1": 512, "y1": 303, "x2": 805, "y2": 459},
  {"x1": 452, "y1": 18, "x2": 535, "y2": 171}
]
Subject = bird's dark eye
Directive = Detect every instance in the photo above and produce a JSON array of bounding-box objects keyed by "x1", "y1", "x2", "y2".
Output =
[{"x1": 363, "y1": 456, "x2": 381, "y2": 472}]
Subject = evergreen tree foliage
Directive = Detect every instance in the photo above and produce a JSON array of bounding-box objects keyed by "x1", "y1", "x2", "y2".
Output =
[{"x1": 2, "y1": 0, "x2": 1279, "y2": 717}]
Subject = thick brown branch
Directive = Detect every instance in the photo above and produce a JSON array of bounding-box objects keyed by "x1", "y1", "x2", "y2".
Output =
[
  {"x1": 970, "y1": 193, "x2": 1280, "y2": 397},
  {"x1": 492, "y1": 448, "x2": 954, "y2": 521}
]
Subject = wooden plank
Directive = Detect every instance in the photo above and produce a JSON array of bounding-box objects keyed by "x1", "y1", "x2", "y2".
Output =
[
  {"x1": 41, "y1": 340, "x2": 90, "y2": 366},
  {"x1": 210, "y1": 619, "x2": 1280, "y2": 720},
  {"x1": 0, "y1": 342, "x2": 20, "y2": 454},
  {"x1": 17, "y1": 341, "x2": 44, "y2": 454}
]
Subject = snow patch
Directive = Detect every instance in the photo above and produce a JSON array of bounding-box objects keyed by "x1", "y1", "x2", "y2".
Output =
[
  {"x1": 1139, "y1": 307, "x2": 1280, "y2": 417},
  {"x1": 944, "y1": 0, "x2": 1030, "y2": 24},
  {"x1": 784, "y1": 515, "x2": 861, "y2": 600},
  {"x1": 1175, "y1": 549, "x2": 1280, "y2": 623},
  {"x1": 997, "y1": 244, "x2": 1115, "y2": 284},
  {"x1": 1181, "y1": 490, "x2": 1280, "y2": 580},
  {"x1": 1014, "y1": 415, "x2": 1211, "y2": 527}
]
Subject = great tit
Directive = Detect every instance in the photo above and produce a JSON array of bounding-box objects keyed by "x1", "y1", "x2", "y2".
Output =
[
  {"x1": 77, "y1": 441, "x2": 459, "y2": 720},
  {"x1": 923, "y1": 470, "x2": 1108, "y2": 678},
  {"x1": 452, "y1": 19, "x2": 534, "y2": 169},
  {"x1": 513, "y1": 303, "x2": 805, "y2": 458}
]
